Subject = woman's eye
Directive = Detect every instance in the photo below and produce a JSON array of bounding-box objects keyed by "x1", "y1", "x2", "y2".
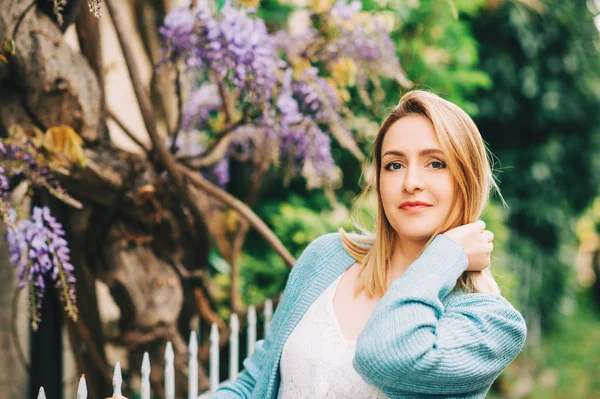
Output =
[
  {"x1": 386, "y1": 162, "x2": 403, "y2": 170},
  {"x1": 430, "y1": 161, "x2": 447, "y2": 169}
]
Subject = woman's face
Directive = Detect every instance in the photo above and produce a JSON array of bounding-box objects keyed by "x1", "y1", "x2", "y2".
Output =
[{"x1": 379, "y1": 114, "x2": 455, "y2": 244}]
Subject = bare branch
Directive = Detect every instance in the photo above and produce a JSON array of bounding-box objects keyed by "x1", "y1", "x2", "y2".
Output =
[
  {"x1": 169, "y1": 67, "x2": 183, "y2": 153},
  {"x1": 228, "y1": 147, "x2": 272, "y2": 311},
  {"x1": 217, "y1": 80, "x2": 233, "y2": 124},
  {"x1": 178, "y1": 133, "x2": 233, "y2": 168},
  {"x1": 105, "y1": 0, "x2": 211, "y2": 245},
  {"x1": 171, "y1": 258, "x2": 205, "y2": 282},
  {"x1": 176, "y1": 118, "x2": 249, "y2": 168},
  {"x1": 178, "y1": 165, "x2": 296, "y2": 267},
  {"x1": 75, "y1": 0, "x2": 104, "y2": 106},
  {"x1": 106, "y1": 108, "x2": 150, "y2": 152},
  {"x1": 105, "y1": 0, "x2": 184, "y2": 186},
  {"x1": 120, "y1": 325, "x2": 178, "y2": 348},
  {"x1": 193, "y1": 288, "x2": 228, "y2": 330}
]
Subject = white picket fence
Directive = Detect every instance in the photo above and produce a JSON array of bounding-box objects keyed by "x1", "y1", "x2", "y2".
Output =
[{"x1": 37, "y1": 300, "x2": 274, "y2": 399}]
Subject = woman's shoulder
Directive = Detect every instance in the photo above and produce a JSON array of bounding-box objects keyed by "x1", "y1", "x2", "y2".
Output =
[
  {"x1": 306, "y1": 231, "x2": 344, "y2": 251},
  {"x1": 304, "y1": 230, "x2": 372, "y2": 257},
  {"x1": 291, "y1": 232, "x2": 344, "y2": 272},
  {"x1": 292, "y1": 232, "x2": 340, "y2": 262}
]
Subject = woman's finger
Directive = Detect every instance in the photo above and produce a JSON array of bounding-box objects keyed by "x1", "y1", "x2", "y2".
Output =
[
  {"x1": 476, "y1": 220, "x2": 486, "y2": 231},
  {"x1": 482, "y1": 230, "x2": 494, "y2": 243}
]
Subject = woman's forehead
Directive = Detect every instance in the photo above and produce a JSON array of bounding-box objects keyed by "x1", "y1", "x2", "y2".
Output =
[{"x1": 381, "y1": 115, "x2": 442, "y2": 155}]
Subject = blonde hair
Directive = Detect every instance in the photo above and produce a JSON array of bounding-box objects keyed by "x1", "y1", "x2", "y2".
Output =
[{"x1": 340, "y1": 89, "x2": 503, "y2": 299}]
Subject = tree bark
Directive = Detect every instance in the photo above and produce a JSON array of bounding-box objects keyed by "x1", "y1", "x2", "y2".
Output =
[{"x1": 0, "y1": 0, "x2": 101, "y2": 140}]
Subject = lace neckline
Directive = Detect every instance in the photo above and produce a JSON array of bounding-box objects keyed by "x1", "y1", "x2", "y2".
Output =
[{"x1": 327, "y1": 274, "x2": 356, "y2": 343}]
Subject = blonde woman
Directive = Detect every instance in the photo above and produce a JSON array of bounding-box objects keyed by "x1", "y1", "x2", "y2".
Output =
[{"x1": 212, "y1": 90, "x2": 527, "y2": 399}]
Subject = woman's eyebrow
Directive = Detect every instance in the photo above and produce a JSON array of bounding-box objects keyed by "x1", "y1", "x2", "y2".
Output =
[{"x1": 382, "y1": 149, "x2": 444, "y2": 158}]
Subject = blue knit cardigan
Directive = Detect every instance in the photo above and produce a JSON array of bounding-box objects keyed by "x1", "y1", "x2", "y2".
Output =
[{"x1": 211, "y1": 232, "x2": 527, "y2": 398}]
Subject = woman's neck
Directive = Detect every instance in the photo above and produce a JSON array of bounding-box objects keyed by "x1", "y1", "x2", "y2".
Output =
[{"x1": 387, "y1": 236, "x2": 428, "y2": 284}]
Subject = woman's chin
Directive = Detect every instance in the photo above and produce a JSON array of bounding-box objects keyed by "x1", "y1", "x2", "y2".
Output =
[{"x1": 395, "y1": 229, "x2": 435, "y2": 243}]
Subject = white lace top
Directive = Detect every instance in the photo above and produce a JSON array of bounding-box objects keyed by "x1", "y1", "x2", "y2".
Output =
[{"x1": 276, "y1": 274, "x2": 388, "y2": 398}]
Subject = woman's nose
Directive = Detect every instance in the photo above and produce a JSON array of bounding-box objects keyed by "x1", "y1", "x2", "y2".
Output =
[{"x1": 403, "y1": 166, "x2": 425, "y2": 193}]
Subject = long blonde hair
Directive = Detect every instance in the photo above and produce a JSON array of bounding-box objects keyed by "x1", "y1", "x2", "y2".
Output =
[{"x1": 340, "y1": 90, "x2": 503, "y2": 299}]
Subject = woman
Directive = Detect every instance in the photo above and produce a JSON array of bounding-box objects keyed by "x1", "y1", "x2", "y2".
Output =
[{"x1": 211, "y1": 90, "x2": 527, "y2": 398}]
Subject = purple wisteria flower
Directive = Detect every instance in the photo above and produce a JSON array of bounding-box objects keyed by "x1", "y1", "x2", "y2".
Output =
[
  {"x1": 0, "y1": 141, "x2": 37, "y2": 175},
  {"x1": 324, "y1": 0, "x2": 405, "y2": 84},
  {"x1": 181, "y1": 83, "x2": 222, "y2": 132},
  {"x1": 331, "y1": 0, "x2": 362, "y2": 20},
  {"x1": 277, "y1": 68, "x2": 304, "y2": 153},
  {"x1": 0, "y1": 166, "x2": 8, "y2": 196},
  {"x1": 0, "y1": 140, "x2": 65, "y2": 198},
  {"x1": 160, "y1": 1, "x2": 281, "y2": 101},
  {"x1": 292, "y1": 67, "x2": 341, "y2": 123},
  {"x1": 6, "y1": 206, "x2": 78, "y2": 330},
  {"x1": 211, "y1": 156, "x2": 230, "y2": 187},
  {"x1": 271, "y1": 23, "x2": 318, "y2": 61},
  {"x1": 2, "y1": 132, "x2": 81, "y2": 329},
  {"x1": 273, "y1": 69, "x2": 338, "y2": 186},
  {"x1": 306, "y1": 123, "x2": 336, "y2": 180},
  {"x1": 160, "y1": 5, "x2": 198, "y2": 56},
  {"x1": 290, "y1": 122, "x2": 337, "y2": 189},
  {"x1": 157, "y1": 1, "x2": 370, "y2": 190},
  {"x1": 328, "y1": 0, "x2": 395, "y2": 61},
  {"x1": 0, "y1": 166, "x2": 10, "y2": 227}
]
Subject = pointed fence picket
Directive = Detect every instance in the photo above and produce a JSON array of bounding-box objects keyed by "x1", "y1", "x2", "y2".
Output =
[
  {"x1": 189, "y1": 330, "x2": 198, "y2": 399},
  {"x1": 141, "y1": 352, "x2": 151, "y2": 399},
  {"x1": 38, "y1": 300, "x2": 274, "y2": 398},
  {"x1": 77, "y1": 376, "x2": 87, "y2": 399},
  {"x1": 113, "y1": 361, "x2": 123, "y2": 396}
]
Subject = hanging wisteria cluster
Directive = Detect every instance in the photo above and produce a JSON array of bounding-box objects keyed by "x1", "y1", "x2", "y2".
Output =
[
  {"x1": 0, "y1": 134, "x2": 78, "y2": 330},
  {"x1": 0, "y1": 138, "x2": 78, "y2": 207},
  {"x1": 181, "y1": 83, "x2": 221, "y2": 132},
  {"x1": 6, "y1": 207, "x2": 77, "y2": 330},
  {"x1": 327, "y1": 1, "x2": 396, "y2": 61},
  {"x1": 160, "y1": 2, "x2": 332, "y2": 188},
  {"x1": 0, "y1": 166, "x2": 10, "y2": 225},
  {"x1": 276, "y1": 68, "x2": 339, "y2": 188},
  {"x1": 158, "y1": 0, "x2": 404, "y2": 190},
  {"x1": 0, "y1": 166, "x2": 8, "y2": 197},
  {"x1": 160, "y1": 2, "x2": 280, "y2": 103}
]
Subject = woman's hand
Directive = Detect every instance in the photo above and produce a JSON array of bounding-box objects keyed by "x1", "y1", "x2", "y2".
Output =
[{"x1": 442, "y1": 220, "x2": 494, "y2": 271}]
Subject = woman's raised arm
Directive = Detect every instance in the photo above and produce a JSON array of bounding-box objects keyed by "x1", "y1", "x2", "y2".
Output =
[{"x1": 352, "y1": 234, "x2": 527, "y2": 396}]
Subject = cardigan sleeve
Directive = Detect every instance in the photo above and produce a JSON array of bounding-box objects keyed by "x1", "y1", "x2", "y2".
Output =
[
  {"x1": 352, "y1": 234, "x2": 527, "y2": 396},
  {"x1": 210, "y1": 235, "x2": 324, "y2": 398}
]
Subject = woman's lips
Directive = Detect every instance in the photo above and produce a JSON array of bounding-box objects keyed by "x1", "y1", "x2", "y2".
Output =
[{"x1": 400, "y1": 204, "x2": 433, "y2": 212}]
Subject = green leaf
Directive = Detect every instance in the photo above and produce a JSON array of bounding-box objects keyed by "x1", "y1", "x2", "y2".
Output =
[
  {"x1": 215, "y1": 0, "x2": 227, "y2": 11},
  {"x1": 209, "y1": 249, "x2": 231, "y2": 274},
  {"x1": 2, "y1": 38, "x2": 15, "y2": 55}
]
